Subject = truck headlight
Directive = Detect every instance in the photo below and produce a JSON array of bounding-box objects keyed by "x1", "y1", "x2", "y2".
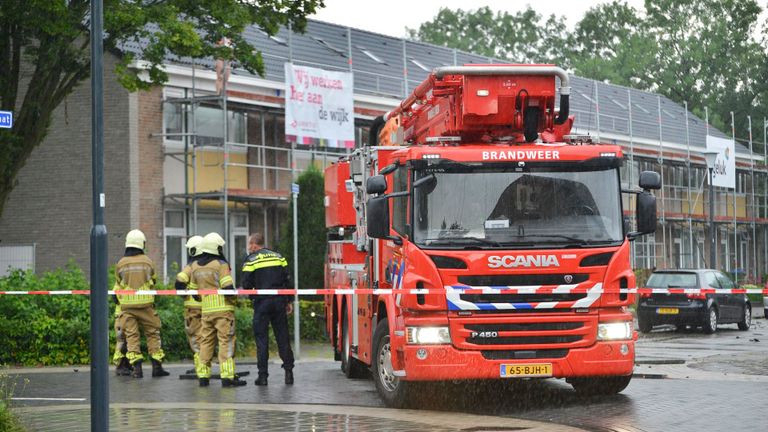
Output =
[
  {"x1": 406, "y1": 326, "x2": 451, "y2": 344},
  {"x1": 597, "y1": 322, "x2": 632, "y2": 341}
]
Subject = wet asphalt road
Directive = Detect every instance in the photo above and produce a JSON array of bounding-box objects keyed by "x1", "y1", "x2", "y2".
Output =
[{"x1": 8, "y1": 311, "x2": 768, "y2": 432}]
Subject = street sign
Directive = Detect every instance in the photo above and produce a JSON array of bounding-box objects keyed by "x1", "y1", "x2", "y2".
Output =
[
  {"x1": 0, "y1": 111, "x2": 12, "y2": 129},
  {"x1": 291, "y1": 183, "x2": 300, "y2": 194}
]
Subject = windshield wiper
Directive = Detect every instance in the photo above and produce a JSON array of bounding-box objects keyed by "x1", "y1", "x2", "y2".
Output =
[
  {"x1": 522, "y1": 234, "x2": 619, "y2": 246},
  {"x1": 424, "y1": 236, "x2": 502, "y2": 247}
]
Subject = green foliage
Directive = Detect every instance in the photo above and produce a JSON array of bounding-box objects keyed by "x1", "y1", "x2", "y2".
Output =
[
  {"x1": 0, "y1": 0, "x2": 324, "y2": 217},
  {"x1": 407, "y1": 6, "x2": 570, "y2": 64},
  {"x1": 0, "y1": 371, "x2": 26, "y2": 432},
  {"x1": 0, "y1": 266, "x2": 327, "y2": 366},
  {"x1": 278, "y1": 164, "x2": 327, "y2": 291},
  {"x1": 410, "y1": 1, "x2": 768, "y2": 146}
]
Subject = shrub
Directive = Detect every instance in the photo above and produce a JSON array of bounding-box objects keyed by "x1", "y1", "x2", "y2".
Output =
[
  {"x1": 0, "y1": 371, "x2": 26, "y2": 432},
  {"x1": 0, "y1": 266, "x2": 327, "y2": 366}
]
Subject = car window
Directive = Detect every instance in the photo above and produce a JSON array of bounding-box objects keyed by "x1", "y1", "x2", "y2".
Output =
[
  {"x1": 646, "y1": 272, "x2": 697, "y2": 288},
  {"x1": 703, "y1": 272, "x2": 720, "y2": 288},
  {"x1": 715, "y1": 272, "x2": 735, "y2": 289}
]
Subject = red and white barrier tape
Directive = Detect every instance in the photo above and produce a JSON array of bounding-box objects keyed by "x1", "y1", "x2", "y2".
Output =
[{"x1": 0, "y1": 288, "x2": 767, "y2": 295}]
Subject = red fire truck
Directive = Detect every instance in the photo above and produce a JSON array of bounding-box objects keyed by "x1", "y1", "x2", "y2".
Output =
[{"x1": 323, "y1": 65, "x2": 660, "y2": 407}]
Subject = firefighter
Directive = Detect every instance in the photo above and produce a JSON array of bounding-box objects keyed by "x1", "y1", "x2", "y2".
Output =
[
  {"x1": 112, "y1": 303, "x2": 131, "y2": 376},
  {"x1": 113, "y1": 229, "x2": 170, "y2": 378},
  {"x1": 242, "y1": 233, "x2": 295, "y2": 386},
  {"x1": 175, "y1": 235, "x2": 204, "y2": 374},
  {"x1": 185, "y1": 232, "x2": 246, "y2": 387}
]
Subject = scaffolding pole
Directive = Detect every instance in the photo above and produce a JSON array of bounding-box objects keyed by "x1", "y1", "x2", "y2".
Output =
[
  {"x1": 684, "y1": 101, "x2": 694, "y2": 268},
  {"x1": 731, "y1": 111, "x2": 737, "y2": 282},
  {"x1": 749, "y1": 116, "x2": 756, "y2": 280},
  {"x1": 657, "y1": 95, "x2": 667, "y2": 268}
]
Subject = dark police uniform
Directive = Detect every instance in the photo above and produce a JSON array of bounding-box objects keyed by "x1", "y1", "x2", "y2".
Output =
[{"x1": 242, "y1": 248, "x2": 295, "y2": 381}]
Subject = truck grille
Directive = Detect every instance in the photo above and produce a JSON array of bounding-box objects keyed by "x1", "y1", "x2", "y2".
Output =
[
  {"x1": 450, "y1": 315, "x2": 596, "y2": 350},
  {"x1": 481, "y1": 349, "x2": 568, "y2": 360}
]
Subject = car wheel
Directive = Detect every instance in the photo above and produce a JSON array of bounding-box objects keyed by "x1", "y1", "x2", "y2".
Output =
[
  {"x1": 341, "y1": 307, "x2": 368, "y2": 378},
  {"x1": 637, "y1": 316, "x2": 653, "y2": 333},
  {"x1": 703, "y1": 306, "x2": 718, "y2": 334},
  {"x1": 569, "y1": 375, "x2": 632, "y2": 396},
  {"x1": 371, "y1": 319, "x2": 419, "y2": 408},
  {"x1": 737, "y1": 304, "x2": 751, "y2": 331}
]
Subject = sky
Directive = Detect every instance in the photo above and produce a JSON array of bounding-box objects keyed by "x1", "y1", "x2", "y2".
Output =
[{"x1": 310, "y1": 0, "x2": 647, "y2": 38}]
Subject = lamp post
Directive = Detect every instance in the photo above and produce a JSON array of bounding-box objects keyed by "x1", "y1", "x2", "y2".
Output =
[{"x1": 704, "y1": 151, "x2": 719, "y2": 269}]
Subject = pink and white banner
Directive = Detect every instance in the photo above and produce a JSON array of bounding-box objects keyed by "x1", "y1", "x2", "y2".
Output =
[{"x1": 285, "y1": 63, "x2": 355, "y2": 148}]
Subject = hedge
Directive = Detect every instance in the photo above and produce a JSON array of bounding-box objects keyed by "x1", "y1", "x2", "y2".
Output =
[{"x1": 0, "y1": 265, "x2": 327, "y2": 366}]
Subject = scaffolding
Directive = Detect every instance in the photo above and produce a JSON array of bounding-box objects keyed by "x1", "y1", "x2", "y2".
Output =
[{"x1": 157, "y1": 63, "x2": 294, "y2": 276}]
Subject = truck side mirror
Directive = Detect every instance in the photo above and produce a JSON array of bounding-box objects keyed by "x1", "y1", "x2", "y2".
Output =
[
  {"x1": 367, "y1": 195, "x2": 390, "y2": 239},
  {"x1": 639, "y1": 171, "x2": 661, "y2": 190},
  {"x1": 366, "y1": 175, "x2": 387, "y2": 195},
  {"x1": 636, "y1": 191, "x2": 657, "y2": 235}
]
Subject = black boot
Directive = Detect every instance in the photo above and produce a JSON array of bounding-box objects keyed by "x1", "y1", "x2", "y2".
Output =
[
  {"x1": 115, "y1": 358, "x2": 132, "y2": 376},
  {"x1": 285, "y1": 369, "x2": 294, "y2": 385},
  {"x1": 199, "y1": 378, "x2": 209, "y2": 387},
  {"x1": 254, "y1": 374, "x2": 268, "y2": 386},
  {"x1": 151, "y1": 359, "x2": 170, "y2": 377},
  {"x1": 222, "y1": 377, "x2": 247, "y2": 387},
  {"x1": 131, "y1": 361, "x2": 143, "y2": 378}
]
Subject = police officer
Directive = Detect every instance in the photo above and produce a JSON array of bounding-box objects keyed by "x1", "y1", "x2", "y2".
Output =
[
  {"x1": 113, "y1": 229, "x2": 170, "y2": 378},
  {"x1": 175, "y1": 235, "x2": 204, "y2": 375},
  {"x1": 242, "y1": 233, "x2": 295, "y2": 386},
  {"x1": 184, "y1": 232, "x2": 246, "y2": 387}
]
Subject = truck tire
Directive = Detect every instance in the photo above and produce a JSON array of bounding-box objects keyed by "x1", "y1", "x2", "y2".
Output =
[
  {"x1": 569, "y1": 375, "x2": 632, "y2": 396},
  {"x1": 702, "y1": 306, "x2": 718, "y2": 334},
  {"x1": 341, "y1": 309, "x2": 368, "y2": 378},
  {"x1": 737, "y1": 304, "x2": 751, "y2": 331},
  {"x1": 637, "y1": 316, "x2": 652, "y2": 333},
  {"x1": 371, "y1": 319, "x2": 418, "y2": 408}
]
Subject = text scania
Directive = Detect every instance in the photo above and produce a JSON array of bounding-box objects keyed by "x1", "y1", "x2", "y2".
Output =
[
  {"x1": 482, "y1": 150, "x2": 560, "y2": 160},
  {"x1": 488, "y1": 255, "x2": 561, "y2": 268}
]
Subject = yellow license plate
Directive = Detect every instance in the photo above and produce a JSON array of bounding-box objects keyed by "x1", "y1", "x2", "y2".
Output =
[
  {"x1": 657, "y1": 307, "x2": 679, "y2": 314},
  {"x1": 500, "y1": 363, "x2": 552, "y2": 378}
]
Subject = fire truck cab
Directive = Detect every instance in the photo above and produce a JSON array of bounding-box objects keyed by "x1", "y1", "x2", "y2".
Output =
[{"x1": 324, "y1": 65, "x2": 661, "y2": 407}]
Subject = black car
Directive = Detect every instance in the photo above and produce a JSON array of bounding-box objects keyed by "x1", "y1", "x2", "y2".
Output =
[{"x1": 637, "y1": 269, "x2": 751, "y2": 334}]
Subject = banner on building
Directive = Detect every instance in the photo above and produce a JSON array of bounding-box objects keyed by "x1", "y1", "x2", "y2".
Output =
[
  {"x1": 706, "y1": 135, "x2": 735, "y2": 189},
  {"x1": 284, "y1": 63, "x2": 354, "y2": 148}
]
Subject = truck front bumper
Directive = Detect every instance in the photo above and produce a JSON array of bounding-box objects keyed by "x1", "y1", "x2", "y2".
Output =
[{"x1": 399, "y1": 340, "x2": 634, "y2": 381}]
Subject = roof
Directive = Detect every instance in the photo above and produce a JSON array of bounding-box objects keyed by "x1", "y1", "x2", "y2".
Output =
[{"x1": 119, "y1": 18, "x2": 750, "y2": 157}]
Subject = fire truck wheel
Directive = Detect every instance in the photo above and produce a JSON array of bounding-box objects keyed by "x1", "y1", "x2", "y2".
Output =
[
  {"x1": 568, "y1": 375, "x2": 632, "y2": 396},
  {"x1": 372, "y1": 319, "x2": 417, "y2": 408},
  {"x1": 341, "y1": 308, "x2": 368, "y2": 378}
]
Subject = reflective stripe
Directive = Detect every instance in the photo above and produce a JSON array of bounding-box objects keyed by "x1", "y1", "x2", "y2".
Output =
[
  {"x1": 242, "y1": 257, "x2": 287, "y2": 272},
  {"x1": 202, "y1": 295, "x2": 234, "y2": 313},
  {"x1": 184, "y1": 296, "x2": 202, "y2": 308},
  {"x1": 176, "y1": 272, "x2": 189, "y2": 283},
  {"x1": 219, "y1": 275, "x2": 233, "y2": 287}
]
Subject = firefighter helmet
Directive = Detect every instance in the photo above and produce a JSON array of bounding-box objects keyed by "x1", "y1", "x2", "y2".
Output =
[
  {"x1": 125, "y1": 229, "x2": 146, "y2": 251},
  {"x1": 200, "y1": 232, "x2": 226, "y2": 255},
  {"x1": 185, "y1": 235, "x2": 204, "y2": 256}
]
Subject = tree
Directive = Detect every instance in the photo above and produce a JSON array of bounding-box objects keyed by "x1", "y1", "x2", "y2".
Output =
[
  {"x1": 407, "y1": 6, "x2": 570, "y2": 65},
  {"x1": 278, "y1": 164, "x2": 326, "y2": 291},
  {"x1": 0, "y1": 0, "x2": 323, "y2": 217},
  {"x1": 410, "y1": 1, "x2": 768, "y2": 143}
]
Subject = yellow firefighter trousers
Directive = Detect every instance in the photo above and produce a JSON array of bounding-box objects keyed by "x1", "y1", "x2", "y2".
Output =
[
  {"x1": 112, "y1": 312, "x2": 128, "y2": 365},
  {"x1": 184, "y1": 307, "x2": 202, "y2": 369},
  {"x1": 197, "y1": 311, "x2": 236, "y2": 379},
  {"x1": 121, "y1": 306, "x2": 165, "y2": 364}
]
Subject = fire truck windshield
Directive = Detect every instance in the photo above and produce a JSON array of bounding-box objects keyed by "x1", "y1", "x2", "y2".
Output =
[{"x1": 412, "y1": 166, "x2": 623, "y2": 249}]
